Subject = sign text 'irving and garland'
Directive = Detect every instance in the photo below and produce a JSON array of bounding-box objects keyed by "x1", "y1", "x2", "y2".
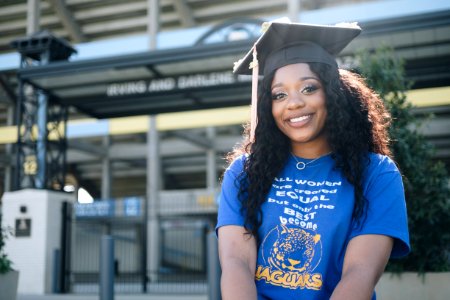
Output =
[{"x1": 106, "y1": 71, "x2": 251, "y2": 97}]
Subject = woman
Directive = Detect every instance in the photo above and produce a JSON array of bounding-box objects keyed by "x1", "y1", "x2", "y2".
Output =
[{"x1": 216, "y1": 21, "x2": 410, "y2": 300}]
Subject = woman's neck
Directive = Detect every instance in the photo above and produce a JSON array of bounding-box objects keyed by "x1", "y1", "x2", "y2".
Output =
[{"x1": 290, "y1": 141, "x2": 331, "y2": 159}]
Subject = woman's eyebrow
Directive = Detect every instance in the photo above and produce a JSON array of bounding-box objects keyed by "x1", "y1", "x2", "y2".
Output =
[
  {"x1": 271, "y1": 76, "x2": 320, "y2": 89},
  {"x1": 299, "y1": 76, "x2": 320, "y2": 81}
]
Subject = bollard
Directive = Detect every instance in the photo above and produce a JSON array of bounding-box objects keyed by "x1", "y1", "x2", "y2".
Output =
[
  {"x1": 207, "y1": 231, "x2": 221, "y2": 300},
  {"x1": 52, "y1": 248, "x2": 61, "y2": 293},
  {"x1": 100, "y1": 235, "x2": 115, "y2": 300}
]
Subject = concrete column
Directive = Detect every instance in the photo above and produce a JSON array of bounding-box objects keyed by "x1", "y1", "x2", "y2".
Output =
[
  {"x1": 147, "y1": 0, "x2": 159, "y2": 50},
  {"x1": 101, "y1": 135, "x2": 111, "y2": 199},
  {"x1": 4, "y1": 106, "x2": 14, "y2": 192},
  {"x1": 288, "y1": 0, "x2": 300, "y2": 22},
  {"x1": 146, "y1": 116, "x2": 160, "y2": 282},
  {"x1": 1, "y1": 189, "x2": 75, "y2": 294},
  {"x1": 206, "y1": 127, "x2": 217, "y2": 192},
  {"x1": 27, "y1": 0, "x2": 40, "y2": 35}
]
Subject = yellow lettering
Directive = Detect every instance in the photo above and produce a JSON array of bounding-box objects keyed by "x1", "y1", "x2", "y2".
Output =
[
  {"x1": 255, "y1": 266, "x2": 323, "y2": 291},
  {"x1": 310, "y1": 274, "x2": 323, "y2": 289},
  {"x1": 295, "y1": 273, "x2": 306, "y2": 288},
  {"x1": 271, "y1": 270, "x2": 283, "y2": 284},
  {"x1": 255, "y1": 266, "x2": 270, "y2": 281}
]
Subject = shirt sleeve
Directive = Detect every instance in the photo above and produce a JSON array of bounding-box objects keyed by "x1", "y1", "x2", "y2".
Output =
[
  {"x1": 349, "y1": 154, "x2": 410, "y2": 258},
  {"x1": 215, "y1": 155, "x2": 247, "y2": 233}
]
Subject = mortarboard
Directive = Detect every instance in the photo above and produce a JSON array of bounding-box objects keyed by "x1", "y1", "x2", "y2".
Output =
[{"x1": 233, "y1": 19, "x2": 361, "y2": 141}]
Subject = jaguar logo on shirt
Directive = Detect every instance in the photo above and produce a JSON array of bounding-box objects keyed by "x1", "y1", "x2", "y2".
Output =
[{"x1": 256, "y1": 224, "x2": 323, "y2": 290}]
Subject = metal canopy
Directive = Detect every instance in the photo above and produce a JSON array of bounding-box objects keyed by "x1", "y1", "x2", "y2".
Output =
[{"x1": 17, "y1": 39, "x2": 255, "y2": 118}]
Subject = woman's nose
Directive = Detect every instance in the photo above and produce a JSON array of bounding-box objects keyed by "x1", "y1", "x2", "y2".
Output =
[{"x1": 287, "y1": 92, "x2": 305, "y2": 109}]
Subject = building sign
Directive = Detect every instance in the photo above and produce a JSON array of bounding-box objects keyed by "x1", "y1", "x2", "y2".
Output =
[
  {"x1": 15, "y1": 218, "x2": 31, "y2": 237},
  {"x1": 74, "y1": 197, "x2": 142, "y2": 218},
  {"x1": 123, "y1": 197, "x2": 141, "y2": 216},
  {"x1": 106, "y1": 70, "x2": 251, "y2": 97},
  {"x1": 75, "y1": 201, "x2": 114, "y2": 217}
]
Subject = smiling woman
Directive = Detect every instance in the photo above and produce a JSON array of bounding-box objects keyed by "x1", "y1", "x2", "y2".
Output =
[
  {"x1": 270, "y1": 63, "x2": 328, "y2": 158},
  {"x1": 216, "y1": 20, "x2": 410, "y2": 300}
]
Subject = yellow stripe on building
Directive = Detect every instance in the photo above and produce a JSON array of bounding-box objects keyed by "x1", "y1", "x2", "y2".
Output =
[
  {"x1": 0, "y1": 126, "x2": 17, "y2": 144},
  {"x1": 407, "y1": 86, "x2": 450, "y2": 107},
  {"x1": 157, "y1": 106, "x2": 249, "y2": 131},
  {"x1": 0, "y1": 86, "x2": 448, "y2": 145},
  {"x1": 109, "y1": 116, "x2": 149, "y2": 135},
  {"x1": 104, "y1": 106, "x2": 250, "y2": 135}
]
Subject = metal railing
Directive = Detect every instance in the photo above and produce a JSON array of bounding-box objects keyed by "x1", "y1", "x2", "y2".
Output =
[{"x1": 68, "y1": 190, "x2": 218, "y2": 295}]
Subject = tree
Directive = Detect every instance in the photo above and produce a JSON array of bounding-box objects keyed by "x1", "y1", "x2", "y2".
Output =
[
  {"x1": 356, "y1": 47, "x2": 450, "y2": 273},
  {"x1": 0, "y1": 213, "x2": 13, "y2": 274}
]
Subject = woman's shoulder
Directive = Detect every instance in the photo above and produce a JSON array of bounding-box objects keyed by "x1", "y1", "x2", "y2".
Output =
[
  {"x1": 225, "y1": 153, "x2": 248, "y2": 175},
  {"x1": 365, "y1": 152, "x2": 400, "y2": 177}
]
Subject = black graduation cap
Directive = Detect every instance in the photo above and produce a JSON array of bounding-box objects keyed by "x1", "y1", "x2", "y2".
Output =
[
  {"x1": 234, "y1": 19, "x2": 361, "y2": 141},
  {"x1": 233, "y1": 20, "x2": 362, "y2": 76}
]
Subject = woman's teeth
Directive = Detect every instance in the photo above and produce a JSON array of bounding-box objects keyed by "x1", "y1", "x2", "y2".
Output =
[{"x1": 290, "y1": 114, "x2": 311, "y2": 123}]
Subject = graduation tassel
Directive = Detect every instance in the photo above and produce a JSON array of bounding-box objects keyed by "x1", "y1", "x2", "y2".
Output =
[{"x1": 249, "y1": 45, "x2": 259, "y2": 142}]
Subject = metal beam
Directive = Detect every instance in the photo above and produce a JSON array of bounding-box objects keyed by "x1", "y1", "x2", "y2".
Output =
[
  {"x1": 194, "y1": 0, "x2": 286, "y2": 19},
  {"x1": 172, "y1": 0, "x2": 195, "y2": 27},
  {"x1": 75, "y1": 160, "x2": 226, "y2": 179},
  {"x1": 66, "y1": 136, "x2": 241, "y2": 163},
  {"x1": 0, "y1": 74, "x2": 16, "y2": 103},
  {"x1": 0, "y1": 3, "x2": 28, "y2": 18},
  {"x1": 48, "y1": 0, "x2": 86, "y2": 43},
  {"x1": 68, "y1": 140, "x2": 107, "y2": 156},
  {"x1": 169, "y1": 130, "x2": 214, "y2": 150}
]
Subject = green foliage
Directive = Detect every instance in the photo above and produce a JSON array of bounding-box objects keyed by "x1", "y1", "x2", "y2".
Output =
[
  {"x1": 357, "y1": 47, "x2": 450, "y2": 273},
  {"x1": 0, "y1": 213, "x2": 13, "y2": 274}
]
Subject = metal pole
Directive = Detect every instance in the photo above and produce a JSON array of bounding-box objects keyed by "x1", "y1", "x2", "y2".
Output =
[
  {"x1": 148, "y1": 0, "x2": 159, "y2": 50},
  {"x1": 147, "y1": 116, "x2": 160, "y2": 284},
  {"x1": 206, "y1": 127, "x2": 217, "y2": 192},
  {"x1": 14, "y1": 56, "x2": 25, "y2": 190},
  {"x1": 288, "y1": 0, "x2": 301, "y2": 23},
  {"x1": 4, "y1": 106, "x2": 14, "y2": 192},
  {"x1": 52, "y1": 248, "x2": 61, "y2": 293},
  {"x1": 36, "y1": 89, "x2": 48, "y2": 188},
  {"x1": 207, "y1": 231, "x2": 221, "y2": 300},
  {"x1": 145, "y1": 0, "x2": 159, "y2": 289},
  {"x1": 101, "y1": 135, "x2": 111, "y2": 199},
  {"x1": 27, "y1": 0, "x2": 40, "y2": 35},
  {"x1": 100, "y1": 235, "x2": 115, "y2": 300},
  {"x1": 36, "y1": 50, "x2": 50, "y2": 188},
  {"x1": 60, "y1": 201, "x2": 72, "y2": 293}
]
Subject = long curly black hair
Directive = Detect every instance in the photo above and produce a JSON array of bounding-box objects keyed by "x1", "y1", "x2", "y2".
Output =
[{"x1": 229, "y1": 62, "x2": 392, "y2": 240}]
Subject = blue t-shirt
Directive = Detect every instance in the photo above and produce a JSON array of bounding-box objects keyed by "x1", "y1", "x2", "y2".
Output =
[{"x1": 216, "y1": 153, "x2": 410, "y2": 300}]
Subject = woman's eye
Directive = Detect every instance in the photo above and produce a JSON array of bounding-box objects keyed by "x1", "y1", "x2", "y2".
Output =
[
  {"x1": 301, "y1": 85, "x2": 319, "y2": 94},
  {"x1": 271, "y1": 92, "x2": 287, "y2": 101}
]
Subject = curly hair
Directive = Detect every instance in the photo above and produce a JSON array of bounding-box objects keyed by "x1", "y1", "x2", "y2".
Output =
[{"x1": 229, "y1": 62, "x2": 392, "y2": 239}]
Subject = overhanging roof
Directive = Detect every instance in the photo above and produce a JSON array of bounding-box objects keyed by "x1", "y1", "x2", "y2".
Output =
[{"x1": 17, "y1": 39, "x2": 255, "y2": 118}]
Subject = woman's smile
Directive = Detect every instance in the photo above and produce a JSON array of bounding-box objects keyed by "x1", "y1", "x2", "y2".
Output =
[{"x1": 286, "y1": 113, "x2": 313, "y2": 126}]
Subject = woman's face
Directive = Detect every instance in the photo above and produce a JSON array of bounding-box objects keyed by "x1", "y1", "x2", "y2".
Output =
[{"x1": 271, "y1": 63, "x2": 329, "y2": 155}]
